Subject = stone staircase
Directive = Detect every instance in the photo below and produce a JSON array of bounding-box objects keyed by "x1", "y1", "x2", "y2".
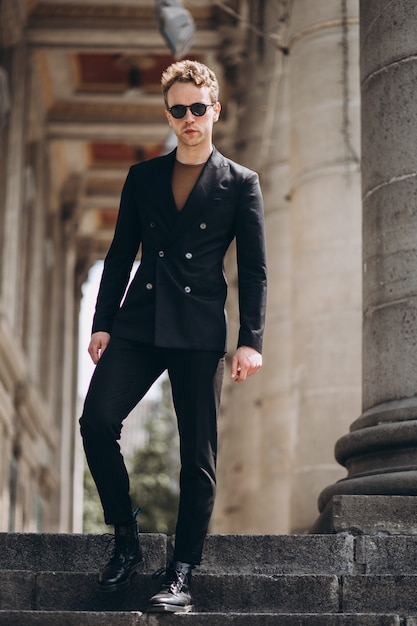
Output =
[{"x1": 1, "y1": 524, "x2": 417, "y2": 625}]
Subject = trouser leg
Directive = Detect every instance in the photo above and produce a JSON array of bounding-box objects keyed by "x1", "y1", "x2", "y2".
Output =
[
  {"x1": 79, "y1": 338, "x2": 165, "y2": 525},
  {"x1": 167, "y1": 350, "x2": 224, "y2": 565}
]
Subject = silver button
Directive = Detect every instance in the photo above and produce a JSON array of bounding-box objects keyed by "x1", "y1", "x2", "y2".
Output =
[
  {"x1": 158, "y1": 250, "x2": 164, "y2": 257},
  {"x1": 185, "y1": 252, "x2": 193, "y2": 259},
  {"x1": 146, "y1": 283, "x2": 153, "y2": 290},
  {"x1": 200, "y1": 222, "x2": 207, "y2": 230},
  {"x1": 184, "y1": 286, "x2": 191, "y2": 293}
]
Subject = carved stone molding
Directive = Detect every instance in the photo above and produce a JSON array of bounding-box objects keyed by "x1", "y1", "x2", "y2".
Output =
[
  {"x1": 29, "y1": 2, "x2": 215, "y2": 30},
  {"x1": 49, "y1": 99, "x2": 165, "y2": 123}
]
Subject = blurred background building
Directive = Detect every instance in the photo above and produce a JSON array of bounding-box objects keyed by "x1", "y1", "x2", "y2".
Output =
[{"x1": 0, "y1": 0, "x2": 362, "y2": 534}]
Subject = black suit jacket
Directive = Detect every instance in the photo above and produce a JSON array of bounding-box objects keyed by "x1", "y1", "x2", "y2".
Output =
[{"x1": 92, "y1": 147, "x2": 267, "y2": 353}]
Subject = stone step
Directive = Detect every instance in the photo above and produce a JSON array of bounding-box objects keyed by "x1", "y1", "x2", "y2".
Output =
[
  {"x1": 2, "y1": 532, "x2": 417, "y2": 576},
  {"x1": 313, "y1": 495, "x2": 417, "y2": 536},
  {"x1": 2, "y1": 569, "x2": 417, "y2": 615},
  {"x1": 2, "y1": 531, "x2": 417, "y2": 624},
  {"x1": 0, "y1": 611, "x2": 408, "y2": 625},
  {"x1": 0, "y1": 532, "x2": 167, "y2": 574},
  {"x1": 0, "y1": 571, "x2": 339, "y2": 613}
]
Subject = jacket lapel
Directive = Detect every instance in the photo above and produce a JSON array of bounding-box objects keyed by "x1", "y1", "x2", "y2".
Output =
[
  {"x1": 165, "y1": 148, "x2": 227, "y2": 245},
  {"x1": 149, "y1": 150, "x2": 178, "y2": 232}
]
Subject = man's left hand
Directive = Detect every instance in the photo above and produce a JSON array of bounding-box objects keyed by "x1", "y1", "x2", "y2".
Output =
[{"x1": 231, "y1": 346, "x2": 262, "y2": 383}]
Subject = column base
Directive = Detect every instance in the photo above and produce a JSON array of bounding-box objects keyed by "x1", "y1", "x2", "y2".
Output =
[
  {"x1": 311, "y1": 494, "x2": 417, "y2": 534},
  {"x1": 317, "y1": 399, "x2": 417, "y2": 522}
]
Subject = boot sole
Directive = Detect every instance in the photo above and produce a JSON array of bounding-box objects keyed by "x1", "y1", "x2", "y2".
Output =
[
  {"x1": 97, "y1": 558, "x2": 145, "y2": 593},
  {"x1": 146, "y1": 604, "x2": 193, "y2": 614}
]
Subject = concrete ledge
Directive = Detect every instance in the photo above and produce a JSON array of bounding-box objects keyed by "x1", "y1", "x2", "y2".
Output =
[
  {"x1": 311, "y1": 495, "x2": 417, "y2": 535},
  {"x1": 33, "y1": 572, "x2": 340, "y2": 613},
  {"x1": 0, "y1": 612, "x2": 404, "y2": 626},
  {"x1": 343, "y1": 575, "x2": 417, "y2": 614},
  {"x1": 0, "y1": 613, "x2": 143, "y2": 626},
  {"x1": 0, "y1": 533, "x2": 166, "y2": 573},
  {"x1": 0, "y1": 532, "x2": 356, "y2": 575},
  {"x1": 355, "y1": 535, "x2": 417, "y2": 575},
  {"x1": 0, "y1": 572, "x2": 33, "y2": 610},
  {"x1": 201, "y1": 534, "x2": 354, "y2": 575}
]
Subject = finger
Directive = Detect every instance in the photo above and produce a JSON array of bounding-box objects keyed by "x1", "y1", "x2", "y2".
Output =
[
  {"x1": 246, "y1": 363, "x2": 260, "y2": 377},
  {"x1": 236, "y1": 364, "x2": 251, "y2": 382},
  {"x1": 233, "y1": 357, "x2": 250, "y2": 381},
  {"x1": 236, "y1": 360, "x2": 258, "y2": 382},
  {"x1": 231, "y1": 355, "x2": 240, "y2": 379},
  {"x1": 90, "y1": 350, "x2": 99, "y2": 365},
  {"x1": 233, "y1": 366, "x2": 243, "y2": 382},
  {"x1": 88, "y1": 343, "x2": 99, "y2": 365}
]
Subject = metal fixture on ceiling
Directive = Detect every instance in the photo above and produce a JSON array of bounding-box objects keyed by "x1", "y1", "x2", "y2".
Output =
[{"x1": 155, "y1": 0, "x2": 195, "y2": 59}]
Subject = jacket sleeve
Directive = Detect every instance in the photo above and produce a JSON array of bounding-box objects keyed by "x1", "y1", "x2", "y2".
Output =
[
  {"x1": 92, "y1": 167, "x2": 142, "y2": 334},
  {"x1": 235, "y1": 171, "x2": 267, "y2": 353}
]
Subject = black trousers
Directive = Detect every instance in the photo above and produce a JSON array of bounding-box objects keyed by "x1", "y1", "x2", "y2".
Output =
[{"x1": 79, "y1": 337, "x2": 224, "y2": 565}]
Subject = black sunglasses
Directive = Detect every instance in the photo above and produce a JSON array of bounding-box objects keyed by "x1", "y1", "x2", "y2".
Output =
[{"x1": 167, "y1": 102, "x2": 216, "y2": 119}]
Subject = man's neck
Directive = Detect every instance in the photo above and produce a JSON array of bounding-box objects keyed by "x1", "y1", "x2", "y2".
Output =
[{"x1": 176, "y1": 143, "x2": 213, "y2": 165}]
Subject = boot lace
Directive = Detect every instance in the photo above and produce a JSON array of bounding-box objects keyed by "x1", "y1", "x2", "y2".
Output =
[{"x1": 152, "y1": 567, "x2": 188, "y2": 593}]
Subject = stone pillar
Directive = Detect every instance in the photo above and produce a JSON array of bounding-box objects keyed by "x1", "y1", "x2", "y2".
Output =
[
  {"x1": 213, "y1": 0, "x2": 362, "y2": 533},
  {"x1": 42, "y1": 214, "x2": 65, "y2": 532},
  {"x1": 59, "y1": 244, "x2": 77, "y2": 532},
  {"x1": 1, "y1": 39, "x2": 28, "y2": 330},
  {"x1": 257, "y1": 60, "x2": 295, "y2": 533},
  {"x1": 318, "y1": 1, "x2": 417, "y2": 513},
  {"x1": 288, "y1": 0, "x2": 362, "y2": 531},
  {"x1": 212, "y1": 1, "x2": 294, "y2": 534},
  {"x1": 25, "y1": 58, "x2": 48, "y2": 386}
]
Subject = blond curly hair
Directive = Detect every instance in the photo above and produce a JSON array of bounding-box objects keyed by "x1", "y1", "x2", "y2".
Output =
[{"x1": 161, "y1": 60, "x2": 219, "y2": 107}]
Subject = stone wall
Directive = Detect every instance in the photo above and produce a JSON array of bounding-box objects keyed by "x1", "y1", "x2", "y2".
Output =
[
  {"x1": 0, "y1": 0, "x2": 83, "y2": 532},
  {"x1": 212, "y1": 0, "x2": 362, "y2": 534},
  {"x1": 0, "y1": 0, "x2": 365, "y2": 535}
]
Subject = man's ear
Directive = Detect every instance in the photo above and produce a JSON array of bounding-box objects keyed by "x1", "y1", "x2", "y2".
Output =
[
  {"x1": 165, "y1": 110, "x2": 172, "y2": 126},
  {"x1": 213, "y1": 102, "x2": 221, "y2": 123}
]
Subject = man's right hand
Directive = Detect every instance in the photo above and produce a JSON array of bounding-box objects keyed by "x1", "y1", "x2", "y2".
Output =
[{"x1": 88, "y1": 331, "x2": 111, "y2": 364}]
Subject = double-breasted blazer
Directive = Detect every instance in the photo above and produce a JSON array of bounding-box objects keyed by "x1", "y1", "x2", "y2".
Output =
[{"x1": 92, "y1": 147, "x2": 267, "y2": 354}]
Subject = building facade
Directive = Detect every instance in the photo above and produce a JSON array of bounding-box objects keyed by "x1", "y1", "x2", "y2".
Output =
[{"x1": 0, "y1": 0, "x2": 364, "y2": 534}]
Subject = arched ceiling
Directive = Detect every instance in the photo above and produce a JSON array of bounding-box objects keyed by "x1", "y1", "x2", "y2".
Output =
[{"x1": 25, "y1": 1, "x2": 235, "y2": 261}]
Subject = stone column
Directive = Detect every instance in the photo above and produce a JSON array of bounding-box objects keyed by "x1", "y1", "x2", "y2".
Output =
[
  {"x1": 43, "y1": 215, "x2": 65, "y2": 532},
  {"x1": 212, "y1": 1, "x2": 295, "y2": 534},
  {"x1": 257, "y1": 60, "x2": 295, "y2": 533},
  {"x1": 288, "y1": 0, "x2": 362, "y2": 531},
  {"x1": 59, "y1": 244, "x2": 77, "y2": 532},
  {"x1": 58, "y1": 176, "x2": 84, "y2": 532},
  {"x1": 318, "y1": 0, "x2": 417, "y2": 512},
  {"x1": 1, "y1": 39, "x2": 28, "y2": 331},
  {"x1": 25, "y1": 57, "x2": 48, "y2": 386}
]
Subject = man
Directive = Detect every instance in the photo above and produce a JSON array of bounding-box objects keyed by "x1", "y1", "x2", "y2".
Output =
[{"x1": 79, "y1": 60, "x2": 267, "y2": 613}]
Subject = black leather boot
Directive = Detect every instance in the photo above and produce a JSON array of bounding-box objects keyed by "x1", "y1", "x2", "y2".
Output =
[
  {"x1": 147, "y1": 560, "x2": 194, "y2": 613},
  {"x1": 98, "y1": 509, "x2": 144, "y2": 592}
]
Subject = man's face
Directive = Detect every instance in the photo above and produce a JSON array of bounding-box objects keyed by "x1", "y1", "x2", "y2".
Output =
[{"x1": 165, "y1": 82, "x2": 221, "y2": 150}]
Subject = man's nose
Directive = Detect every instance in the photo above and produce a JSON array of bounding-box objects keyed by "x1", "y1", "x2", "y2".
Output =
[{"x1": 183, "y1": 108, "x2": 194, "y2": 122}]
